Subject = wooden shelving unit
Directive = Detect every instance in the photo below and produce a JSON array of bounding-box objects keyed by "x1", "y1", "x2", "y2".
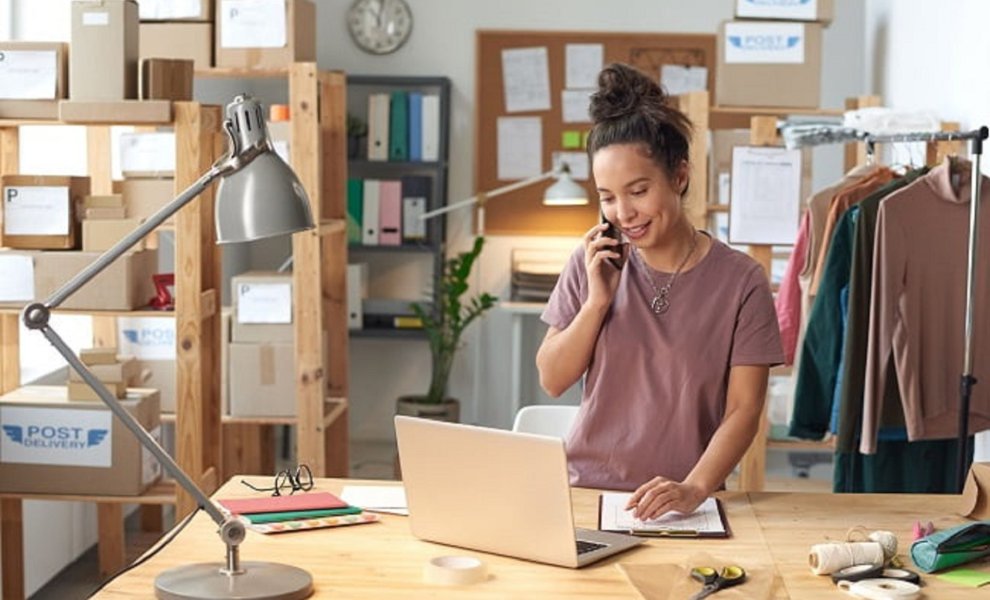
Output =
[{"x1": 0, "y1": 102, "x2": 223, "y2": 600}]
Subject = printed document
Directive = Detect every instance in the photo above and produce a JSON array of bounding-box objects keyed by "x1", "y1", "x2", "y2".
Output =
[{"x1": 599, "y1": 493, "x2": 726, "y2": 536}]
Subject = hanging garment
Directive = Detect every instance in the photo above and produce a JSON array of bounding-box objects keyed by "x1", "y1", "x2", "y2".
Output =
[
  {"x1": 775, "y1": 211, "x2": 809, "y2": 365},
  {"x1": 861, "y1": 159, "x2": 990, "y2": 454},
  {"x1": 833, "y1": 437, "x2": 968, "y2": 494}
]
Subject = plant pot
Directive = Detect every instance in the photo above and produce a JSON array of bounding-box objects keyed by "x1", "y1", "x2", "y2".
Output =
[
  {"x1": 395, "y1": 395, "x2": 460, "y2": 423},
  {"x1": 347, "y1": 135, "x2": 364, "y2": 159}
]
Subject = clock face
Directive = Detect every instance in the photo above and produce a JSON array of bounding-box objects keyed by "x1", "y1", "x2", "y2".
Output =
[{"x1": 347, "y1": 0, "x2": 413, "y2": 55}]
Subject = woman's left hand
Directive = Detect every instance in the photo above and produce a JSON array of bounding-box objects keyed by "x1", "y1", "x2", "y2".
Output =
[{"x1": 624, "y1": 476, "x2": 707, "y2": 520}]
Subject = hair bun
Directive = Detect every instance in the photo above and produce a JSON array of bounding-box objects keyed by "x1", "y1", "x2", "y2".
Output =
[{"x1": 589, "y1": 63, "x2": 666, "y2": 122}]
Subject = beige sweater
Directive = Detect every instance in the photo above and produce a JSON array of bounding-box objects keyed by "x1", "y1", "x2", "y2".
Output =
[{"x1": 861, "y1": 159, "x2": 990, "y2": 454}]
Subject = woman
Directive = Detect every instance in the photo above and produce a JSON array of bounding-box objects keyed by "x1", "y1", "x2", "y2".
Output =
[{"x1": 536, "y1": 63, "x2": 783, "y2": 519}]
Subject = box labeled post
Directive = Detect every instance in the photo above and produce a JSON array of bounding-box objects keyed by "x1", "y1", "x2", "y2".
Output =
[
  {"x1": 0, "y1": 42, "x2": 68, "y2": 99},
  {"x1": 1, "y1": 175, "x2": 90, "y2": 250},
  {"x1": 140, "y1": 22, "x2": 213, "y2": 70},
  {"x1": 70, "y1": 0, "x2": 140, "y2": 100},
  {"x1": 716, "y1": 20, "x2": 822, "y2": 108},
  {"x1": 231, "y1": 271, "x2": 293, "y2": 343},
  {"x1": 0, "y1": 385, "x2": 161, "y2": 495},
  {"x1": 215, "y1": 0, "x2": 315, "y2": 69},
  {"x1": 735, "y1": 0, "x2": 833, "y2": 24}
]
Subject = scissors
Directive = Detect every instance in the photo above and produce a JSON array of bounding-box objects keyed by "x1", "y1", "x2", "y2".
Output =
[{"x1": 689, "y1": 565, "x2": 747, "y2": 599}]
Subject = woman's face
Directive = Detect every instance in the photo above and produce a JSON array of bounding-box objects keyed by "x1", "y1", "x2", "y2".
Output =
[{"x1": 593, "y1": 143, "x2": 687, "y2": 249}]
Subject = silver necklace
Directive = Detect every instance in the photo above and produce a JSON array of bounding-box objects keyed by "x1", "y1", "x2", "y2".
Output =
[{"x1": 636, "y1": 230, "x2": 698, "y2": 316}]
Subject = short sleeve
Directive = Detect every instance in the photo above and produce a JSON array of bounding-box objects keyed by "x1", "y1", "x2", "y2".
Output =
[
  {"x1": 730, "y1": 264, "x2": 785, "y2": 367},
  {"x1": 541, "y1": 245, "x2": 587, "y2": 331}
]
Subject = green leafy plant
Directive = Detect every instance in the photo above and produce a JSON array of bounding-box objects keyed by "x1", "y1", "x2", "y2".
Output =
[
  {"x1": 410, "y1": 236, "x2": 497, "y2": 405},
  {"x1": 346, "y1": 113, "x2": 368, "y2": 138}
]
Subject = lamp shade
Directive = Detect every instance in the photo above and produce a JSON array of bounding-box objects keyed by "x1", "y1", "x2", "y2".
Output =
[
  {"x1": 215, "y1": 94, "x2": 315, "y2": 244},
  {"x1": 542, "y1": 167, "x2": 588, "y2": 206}
]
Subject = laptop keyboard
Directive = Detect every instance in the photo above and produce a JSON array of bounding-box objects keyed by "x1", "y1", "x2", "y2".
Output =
[{"x1": 576, "y1": 540, "x2": 608, "y2": 555}]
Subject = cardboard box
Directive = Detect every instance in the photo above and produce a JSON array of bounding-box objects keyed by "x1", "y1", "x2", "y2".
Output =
[
  {"x1": 961, "y1": 462, "x2": 990, "y2": 519},
  {"x1": 215, "y1": 0, "x2": 315, "y2": 69},
  {"x1": 735, "y1": 0, "x2": 833, "y2": 24},
  {"x1": 0, "y1": 100, "x2": 59, "y2": 120},
  {"x1": 67, "y1": 380, "x2": 127, "y2": 401},
  {"x1": 70, "y1": 0, "x2": 140, "y2": 100},
  {"x1": 69, "y1": 356, "x2": 140, "y2": 383},
  {"x1": 85, "y1": 206, "x2": 127, "y2": 219},
  {"x1": 221, "y1": 306, "x2": 231, "y2": 416},
  {"x1": 0, "y1": 385, "x2": 161, "y2": 495},
  {"x1": 120, "y1": 131, "x2": 175, "y2": 178},
  {"x1": 85, "y1": 194, "x2": 126, "y2": 209},
  {"x1": 81, "y1": 347, "x2": 118, "y2": 365},
  {"x1": 140, "y1": 58, "x2": 193, "y2": 101},
  {"x1": 716, "y1": 20, "x2": 822, "y2": 108},
  {"x1": 140, "y1": 22, "x2": 213, "y2": 71},
  {"x1": 709, "y1": 129, "x2": 812, "y2": 205},
  {"x1": 34, "y1": 249, "x2": 158, "y2": 310},
  {"x1": 137, "y1": 0, "x2": 213, "y2": 21},
  {"x1": 114, "y1": 178, "x2": 174, "y2": 223},
  {"x1": 59, "y1": 99, "x2": 172, "y2": 124},
  {"x1": 231, "y1": 271, "x2": 293, "y2": 343},
  {"x1": 1, "y1": 175, "x2": 90, "y2": 250},
  {"x1": 0, "y1": 42, "x2": 69, "y2": 99},
  {"x1": 83, "y1": 218, "x2": 146, "y2": 252},
  {"x1": 228, "y1": 341, "x2": 294, "y2": 417}
]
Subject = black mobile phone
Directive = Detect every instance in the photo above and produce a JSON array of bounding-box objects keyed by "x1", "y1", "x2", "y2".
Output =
[{"x1": 600, "y1": 213, "x2": 628, "y2": 270}]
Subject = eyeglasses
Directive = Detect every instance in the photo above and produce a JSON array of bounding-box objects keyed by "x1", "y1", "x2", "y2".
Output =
[{"x1": 240, "y1": 464, "x2": 314, "y2": 496}]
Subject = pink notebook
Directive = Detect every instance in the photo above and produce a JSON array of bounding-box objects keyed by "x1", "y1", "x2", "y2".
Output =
[{"x1": 218, "y1": 492, "x2": 348, "y2": 515}]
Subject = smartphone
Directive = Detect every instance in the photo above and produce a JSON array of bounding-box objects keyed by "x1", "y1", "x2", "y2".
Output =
[{"x1": 599, "y1": 213, "x2": 628, "y2": 270}]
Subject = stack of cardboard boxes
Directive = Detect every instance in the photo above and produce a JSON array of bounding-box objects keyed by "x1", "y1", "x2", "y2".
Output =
[
  {"x1": 67, "y1": 347, "x2": 141, "y2": 401},
  {"x1": 709, "y1": 0, "x2": 833, "y2": 230}
]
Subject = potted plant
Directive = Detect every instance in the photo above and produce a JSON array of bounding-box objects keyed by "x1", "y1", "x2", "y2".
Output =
[
  {"x1": 399, "y1": 236, "x2": 497, "y2": 422},
  {"x1": 346, "y1": 113, "x2": 367, "y2": 159}
]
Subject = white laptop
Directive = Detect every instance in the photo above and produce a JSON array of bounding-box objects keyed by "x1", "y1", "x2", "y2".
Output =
[{"x1": 394, "y1": 415, "x2": 642, "y2": 568}]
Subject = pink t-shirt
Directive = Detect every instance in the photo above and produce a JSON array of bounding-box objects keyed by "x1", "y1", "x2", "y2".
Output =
[{"x1": 542, "y1": 237, "x2": 783, "y2": 491}]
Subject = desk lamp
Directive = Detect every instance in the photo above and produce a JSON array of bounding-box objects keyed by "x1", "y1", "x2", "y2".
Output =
[
  {"x1": 419, "y1": 163, "x2": 588, "y2": 232},
  {"x1": 22, "y1": 95, "x2": 315, "y2": 600}
]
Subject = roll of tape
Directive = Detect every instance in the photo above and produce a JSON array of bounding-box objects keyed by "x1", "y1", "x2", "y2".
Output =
[
  {"x1": 881, "y1": 568, "x2": 921, "y2": 585},
  {"x1": 831, "y1": 563, "x2": 884, "y2": 583},
  {"x1": 836, "y1": 578, "x2": 921, "y2": 600},
  {"x1": 423, "y1": 556, "x2": 487, "y2": 586}
]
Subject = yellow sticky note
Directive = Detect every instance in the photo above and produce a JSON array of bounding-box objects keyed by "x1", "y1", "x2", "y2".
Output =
[
  {"x1": 562, "y1": 131, "x2": 582, "y2": 149},
  {"x1": 937, "y1": 568, "x2": 990, "y2": 588}
]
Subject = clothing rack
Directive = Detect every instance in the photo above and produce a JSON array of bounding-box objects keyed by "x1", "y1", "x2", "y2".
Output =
[{"x1": 782, "y1": 124, "x2": 989, "y2": 492}]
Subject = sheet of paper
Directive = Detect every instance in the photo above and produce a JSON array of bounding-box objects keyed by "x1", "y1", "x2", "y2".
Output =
[
  {"x1": 120, "y1": 132, "x2": 176, "y2": 175},
  {"x1": 3, "y1": 186, "x2": 69, "y2": 236},
  {"x1": 561, "y1": 89, "x2": 593, "y2": 123},
  {"x1": 138, "y1": 0, "x2": 204, "y2": 19},
  {"x1": 0, "y1": 50, "x2": 57, "y2": 100},
  {"x1": 552, "y1": 151, "x2": 590, "y2": 181},
  {"x1": 728, "y1": 146, "x2": 801, "y2": 245},
  {"x1": 660, "y1": 65, "x2": 708, "y2": 96},
  {"x1": 501, "y1": 47, "x2": 551, "y2": 113},
  {"x1": 565, "y1": 43, "x2": 603, "y2": 89},
  {"x1": 0, "y1": 254, "x2": 34, "y2": 302},
  {"x1": 599, "y1": 493, "x2": 725, "y2": 534},
  {"x1": 117, "y1": 317, "x2": 177, "y2": 360},
  {"x1": 220, "y1": 0, "x2": 286, "y2": 49},
  {"x1": 341, "y1": 485, "x2": 408, "y2": 516},
  {"x1": 497, "y1": 116, "x2": 542, "y2": 180},
  {"x1": 236, "y1": 282, "x2": 292, "y2": 324}
]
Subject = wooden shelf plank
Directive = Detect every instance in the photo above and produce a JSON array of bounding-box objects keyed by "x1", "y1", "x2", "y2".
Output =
[
  {"x1": 194, "y1": 67, "x2": 290, "y2": 79},
  {"x1": 0, "y1": 307, "x2": 174, "y2": 318},
  {"x1": 163, "y1": 398, "x2": 349, "y2": 427},
  {"x1": 709, "y1": 105, "x2": 844, "y2": 130},
  {"x1": 767, "y1": 438, "x2": 835, "y2": 452},
  {"x1": 0, "y1": 481, "x2": 176, "y2": 505}
]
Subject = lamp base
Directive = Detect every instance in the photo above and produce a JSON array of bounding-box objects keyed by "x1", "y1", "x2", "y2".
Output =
[{"x1": 155, "y1": 561, "x2": 313, "y2": 600}]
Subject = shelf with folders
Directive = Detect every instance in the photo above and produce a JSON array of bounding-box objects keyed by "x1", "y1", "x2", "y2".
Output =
[
  {"x1": 0, "y1": 101, "x2": 224, "y2": 600},
  {"x1": 345, "y1": 75, "x2": 451, "y2": 339}
]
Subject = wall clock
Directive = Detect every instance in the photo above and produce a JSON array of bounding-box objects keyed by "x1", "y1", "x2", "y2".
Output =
[{"x1": 347, "y1": 0, "x2": 413, "y2": 55}]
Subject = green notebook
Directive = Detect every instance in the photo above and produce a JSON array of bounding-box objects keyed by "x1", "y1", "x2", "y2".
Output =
[{"x1": 245, "y1": 506, "x2": 363, "y2": 524}]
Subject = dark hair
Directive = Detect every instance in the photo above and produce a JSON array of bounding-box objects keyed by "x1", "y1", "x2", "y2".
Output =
[{"x1": 587, "y1": 63, "x2": 693, "y2": 183}]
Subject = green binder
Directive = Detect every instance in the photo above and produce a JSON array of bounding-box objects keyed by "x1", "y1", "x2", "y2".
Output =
[
  {"x1": 389, "y1": 90, "x2": 409, "y2": 161},
  {"x1": 347, "y1": 178, "x2": 363, "y2": 244}
]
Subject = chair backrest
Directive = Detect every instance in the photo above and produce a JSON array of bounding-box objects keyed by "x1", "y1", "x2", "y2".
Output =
[{"x1": 511, "y1": 405, "x2": 580, "y2": 439}]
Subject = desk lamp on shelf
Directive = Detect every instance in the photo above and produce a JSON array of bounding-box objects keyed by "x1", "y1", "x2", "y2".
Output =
[{"x1": 22, "y1": 95, "x2": 316, "y2": 600}]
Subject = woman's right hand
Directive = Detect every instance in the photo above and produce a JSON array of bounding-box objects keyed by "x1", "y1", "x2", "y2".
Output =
[{"x1": 583, "y1": 223, "x2": 623, "y2": 309}]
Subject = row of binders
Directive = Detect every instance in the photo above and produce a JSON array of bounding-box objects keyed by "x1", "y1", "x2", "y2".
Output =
[
  {"x1": 347, "y1": 176, "x2": 432, "y2": 246},
  {"x1": 367, "y1": 91, "x2": 441, "y2": 162}
]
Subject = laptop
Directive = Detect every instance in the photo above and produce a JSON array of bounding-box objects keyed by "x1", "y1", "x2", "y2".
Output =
[{"x1": 394, "y1": 415, "x2": 642, "y2": 568}]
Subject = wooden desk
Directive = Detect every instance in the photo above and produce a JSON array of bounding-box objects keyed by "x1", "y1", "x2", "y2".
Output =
[{"x1": 97, "y1": 478, "x2": 983, "y2": 598}]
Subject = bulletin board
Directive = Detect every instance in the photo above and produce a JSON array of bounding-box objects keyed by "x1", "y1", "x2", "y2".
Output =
[{"x1": 476, "y1": 30, "x2": 716, "y2": 236}]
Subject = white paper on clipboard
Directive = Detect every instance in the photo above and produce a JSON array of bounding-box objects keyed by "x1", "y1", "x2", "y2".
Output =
[{"x1": 728, "y1": 146, "x2": 801, "y2": 245}]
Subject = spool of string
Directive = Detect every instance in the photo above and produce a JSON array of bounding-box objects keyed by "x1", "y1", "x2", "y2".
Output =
[
  {"x1": 809, "y1": 542, "x2": 885, "y2": 575},
  {"x1": 847, "y1": 526, "x2": 899, "y2": 562}
]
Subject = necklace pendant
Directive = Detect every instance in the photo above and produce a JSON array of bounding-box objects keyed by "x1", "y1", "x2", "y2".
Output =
[{"x1": 651, "y1": 290, "x2": 670, "y2": 315}]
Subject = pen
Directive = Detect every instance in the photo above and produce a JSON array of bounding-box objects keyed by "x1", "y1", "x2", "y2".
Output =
[{"x1": 629, "y1": 529, "x2": 699, "y2": 537}]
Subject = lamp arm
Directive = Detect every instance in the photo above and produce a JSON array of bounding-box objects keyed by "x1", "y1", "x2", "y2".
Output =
[
  {"x1": 420, "y1": 170, "x2": 554, "y2": 221},
  {"x1": 43, "y1": 163, "x2": 230, "y2": 310}
]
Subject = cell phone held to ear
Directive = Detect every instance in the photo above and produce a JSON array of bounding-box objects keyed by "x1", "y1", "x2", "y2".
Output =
[{"x1": 600, "y1": 214, "x2": 629, "y2": 270}]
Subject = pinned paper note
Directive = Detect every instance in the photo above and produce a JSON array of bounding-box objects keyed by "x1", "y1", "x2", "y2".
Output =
[
  {"x1": 0, "y1": 254, "x2": 34, "y2": 302},
  {"x1": 565, "y1": 43, "x2": 603, "y2": 89},
  {"x1": 501, "y1": 47, "x2": 551, "y2": 113},
  {"x1": 120, "y1": 132, "x2": 176, "y2": 176},
  {"x1": 497, "y1": 116, "x2": 542, "y2": 180},
  {"x1": 561, "y1": 130, "x2": 582, "y2": 149},
  {"x1": 728, "y1": 146, "x2": 801, "y2": 245},
  {"x1": 237, "y1": 282, "x2": 292, "y2": 324},
  {"x1": 2, "y1": 186, "x2": 70, "y2": 236},
  {"x1": 0, "y1": 50, "x2": 57, "y2": 100},
  {"x1": 660, "y1": 65, "x2": 708, "y2": 96},
  {"x1": 552, "y1": 152, "x2": 589, "y2": 181},
  {"x1": 562, "y1": 89, "x2": 593, "y2": 123},
  {"x1": 138, "y1": 0, "x2": 205, "y2": 20},
  {"x1": 220, "y1": 0, "x2": 287, "y2": 49}
]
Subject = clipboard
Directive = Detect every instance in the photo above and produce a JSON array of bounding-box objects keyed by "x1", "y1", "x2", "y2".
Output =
[{"x1": 597, "y1": 493, "x2": 731, "y2": 538}]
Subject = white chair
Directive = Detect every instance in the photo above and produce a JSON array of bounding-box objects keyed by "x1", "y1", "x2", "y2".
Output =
[{"x1": 511, "y1": 405, "x2": 580, "y2": 439}]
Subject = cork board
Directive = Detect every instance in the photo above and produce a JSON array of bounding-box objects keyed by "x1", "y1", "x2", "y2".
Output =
[{"x1": 475, "y1": 30, "x2": 716, "y2": 236}]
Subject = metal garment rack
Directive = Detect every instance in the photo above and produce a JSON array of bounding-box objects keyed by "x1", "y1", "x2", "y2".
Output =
[{"x1": 784, "y1": 125, "x2": 989, "y2": 492}]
